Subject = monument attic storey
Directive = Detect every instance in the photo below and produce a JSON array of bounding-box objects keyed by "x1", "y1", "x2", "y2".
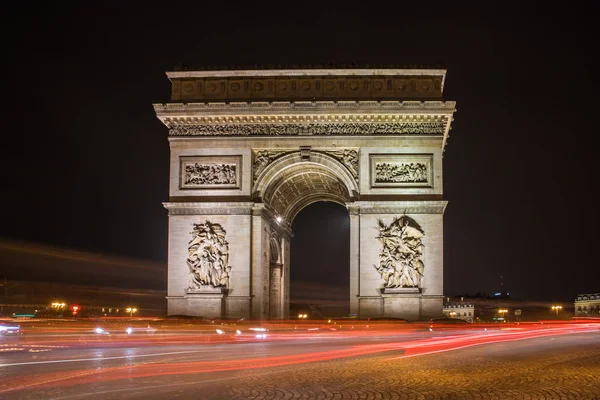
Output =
[{"x1": 154, "y1": 68, "x2": 455, "y2": 320}]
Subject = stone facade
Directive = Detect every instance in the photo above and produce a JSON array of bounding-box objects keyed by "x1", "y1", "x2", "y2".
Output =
[
  {"x1": 574, "y1": 293, "x2": 600, "y2": 316},
  {"x1": 155, "y1": 68, "x2": 456, "y2": 320},
  {"x1": 443, "y1": 303, "x2": 475, "y2": 323}
]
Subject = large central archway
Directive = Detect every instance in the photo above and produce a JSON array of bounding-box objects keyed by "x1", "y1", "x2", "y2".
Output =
[
  {"x1": 157, "y1": 67, "x2": 455, "y2": 321},
  {"x1": 254, "y1": 151, "x2": 358, "y2": 221},
  {"x1": 254, "y1": 151, "x2": 358, "y2": 318},
  {"x1": 290, "y1": 201, "x2": 350, "y2": 318}
]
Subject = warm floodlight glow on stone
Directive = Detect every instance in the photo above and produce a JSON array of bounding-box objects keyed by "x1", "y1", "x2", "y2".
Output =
[{"x1": 158, "y1": 68, "x2": 455, "y2": 320}]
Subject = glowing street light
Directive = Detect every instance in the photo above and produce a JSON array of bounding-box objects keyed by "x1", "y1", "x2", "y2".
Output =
[
  {"x1": 126, "y1": 307, "x2": 138, "y2": 318},
  {"x1": 551, "y1": 305, "x2": 563, "y2": 316},
  {"x1": 51, "y1": 302, "x2": 66, "y2": 309},
  {"x1": 498, "y1": 309, "x2": 508, "y2": 321}
]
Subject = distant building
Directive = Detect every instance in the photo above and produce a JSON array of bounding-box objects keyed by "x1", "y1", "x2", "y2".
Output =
[
  {"x1": 444, "y1": 293, "x2": 554, "y2": 322},
  {"x1": 443, "y1": 303, "x2": 475, "y2": 322},
  {"x1": 574, "y1": 293, "x2": 600, "y2": 316}
]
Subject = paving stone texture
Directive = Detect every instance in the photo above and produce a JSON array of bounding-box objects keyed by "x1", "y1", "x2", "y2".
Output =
[{"x1": 221, "y1": 336, "x2": 600, "y2": 400}]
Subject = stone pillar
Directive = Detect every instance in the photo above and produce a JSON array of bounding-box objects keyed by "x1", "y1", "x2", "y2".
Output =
[
  {"x1": 356, "y1": 201, "x2": 447, "y2": 321},
  {"x1": 251, "y1": 211, "x2": 269, "y2": 320},
  {"x1": 163, "y1": 203, "x2": 254, "y2": 320},
  {"x1": 269, "y1": 263, "x2": 283, "y2": 319},
  {"x1": 347, "y1": 203, "x2": 360, "y2": 316},
  {"x1": 282, "y1": 237, "x2": 291, "y2": 319},
  {"x1": 419, "y1": 213, "x2": 444, "y2": 320}
]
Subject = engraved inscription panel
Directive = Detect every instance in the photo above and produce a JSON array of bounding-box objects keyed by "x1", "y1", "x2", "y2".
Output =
[
  {"x1": 370, "y1": 154, "x2": 433, "y2": 188},
  {"x1": 180, "y1": 156, "x2": 242, "y2": 190}
]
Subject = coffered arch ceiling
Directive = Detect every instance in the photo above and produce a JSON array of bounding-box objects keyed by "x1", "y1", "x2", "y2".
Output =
[
  {"x1": 263, "y1": 164, "x2": 350, "y2": 222},
  {"x1": 255, "y1": 152, "x2": 358, "y2": 223}
]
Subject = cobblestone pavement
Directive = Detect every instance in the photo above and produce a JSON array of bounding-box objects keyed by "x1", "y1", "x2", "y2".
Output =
[
  {"x1": 7, "y1": 331, "x2": 600, "y2": 399},
  {"x1": 219, "y1": 333, "x2": 600, "y2": 400}
]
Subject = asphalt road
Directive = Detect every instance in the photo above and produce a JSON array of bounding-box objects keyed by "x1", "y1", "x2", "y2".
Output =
[{"x1": 1, "y1": 322, "x2": 599, "y2": 399}]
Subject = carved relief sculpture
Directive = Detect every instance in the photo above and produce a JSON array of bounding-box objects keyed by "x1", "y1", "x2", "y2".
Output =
[
  {"x1": 185, "y1": 163, "x2": 236, "y2": 185},
  {"x1": 186, "y1": 221, "x2": 231, "y2": 290},
  {"x1": 370, "y1": 155, "x2": 433, "y2": 188},
  {"x1": 170, "y1": 122, "x2": 446, "y2": 137},
  {"x1": 180, "y1": 156, "x2": 241, "y2": 189},
  {"x1": 375, "y1": 162, "x2": 427, "y2": 183},
  {"x1": 253, "y1": 149, "x2": 359, "y2": 183},
  {"x1": 374, "y1": 216, "x2": 425, "y2": 289},
  {"x1": 325, "y1": 149, "x2": 359, "y2": 181},
  {"x1": 253, "y1": 150, "x2": 288, "y2": 181}
]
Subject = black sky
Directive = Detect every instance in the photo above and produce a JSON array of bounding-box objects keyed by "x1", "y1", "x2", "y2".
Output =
[{"x1": 2, "y1": 3, "x2": 598, "y2": 304}]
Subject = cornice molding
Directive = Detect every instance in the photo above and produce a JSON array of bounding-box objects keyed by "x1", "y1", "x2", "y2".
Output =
[
  {"x1": 163, "y1": 202, "x2": 255, "y2": 215},
  {"x1": 348, "y1": 200, "x2": 448, "y2": 214},
  {"x1": 154, "y1": 101, "x2": 455, "y2": 151},
  {"x1": 166, "y1": 69, "x2": 446, "y2": 78},
  {"x1": 153, "y1": 100, "x2": 456, "y2": 115}
]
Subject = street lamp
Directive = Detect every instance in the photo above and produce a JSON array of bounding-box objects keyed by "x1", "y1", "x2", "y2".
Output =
[
  {"x1": 126, "y1": 307, "x2": 137, "y2": 318},
  {"x1": 551, "y1": 305, "x2": 562, "y2": 316},
  {"x1": 51, "y1": 302, "x2": 66, "y2": 310},
  {"x1": 498, "y1": 309, "x2": 508, "y2": 322}
]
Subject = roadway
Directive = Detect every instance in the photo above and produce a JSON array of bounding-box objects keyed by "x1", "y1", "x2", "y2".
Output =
[{"x1": 1, "y1": 320, "x2": 599, "y2": 399}]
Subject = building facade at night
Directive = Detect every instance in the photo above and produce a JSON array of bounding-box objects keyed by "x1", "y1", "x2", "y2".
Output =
[
  {"x1": 443, "y1": 303, "x2": 475, "y2": 322},
  {"x1": 154, "y1": 68, "x2": 456, "y2": 320},
  {"x1": 575, "y1": 293, "x2": 600, "y2": 316}
]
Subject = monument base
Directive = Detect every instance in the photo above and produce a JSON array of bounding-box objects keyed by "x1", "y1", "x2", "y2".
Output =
[
  {"x1": 420, "y1": 295, "x2": 444, "y2": 320},
  {"x1": 382, "y1": 287, "x2": 421, "y2": 294},
  {"x1": 177, "y1": 287, "x2": 228, "y2": 318},
  {"x1": 358, "y1": 287, "x2": 433, "y2": 321},
  {"x1": 381, "y1": 291, "x2": 421, "y2": 320}
]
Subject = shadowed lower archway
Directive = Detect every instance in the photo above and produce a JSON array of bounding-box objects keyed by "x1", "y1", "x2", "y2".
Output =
[{"x1": 290, "y1": 201, "x2": 350, "y2": 318}]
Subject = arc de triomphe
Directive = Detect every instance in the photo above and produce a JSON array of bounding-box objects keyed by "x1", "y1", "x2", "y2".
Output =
[{"x1": 154, "y1": 68, "x2": 456, "y2": 320}]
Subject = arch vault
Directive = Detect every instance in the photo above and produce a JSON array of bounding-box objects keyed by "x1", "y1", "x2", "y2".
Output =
[{"x1": 156, "y1": 68, "x2": 456, "y2": 320}]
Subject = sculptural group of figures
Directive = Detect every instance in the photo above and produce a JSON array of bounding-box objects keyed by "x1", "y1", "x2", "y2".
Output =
[
  {"x1": 375, "y1": 162, "x2": 427, "y2": 183},
  {"x1": 375, "y1": 216, "x2": 425, "y2": 288},
  {"x1": 184, "y1": 163, "x2": 236, "y2": 185},
  {"x1": 253, "y1": 149, "x2": 359, "y2": 182},
  {"x1": 186, "y1": 221, "x2": 231, "y2": 289}
]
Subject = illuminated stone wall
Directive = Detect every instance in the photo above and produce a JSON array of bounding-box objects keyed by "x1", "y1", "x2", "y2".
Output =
[{"x1": 156, "y1": 68, "x2": 455, "y2": 320}]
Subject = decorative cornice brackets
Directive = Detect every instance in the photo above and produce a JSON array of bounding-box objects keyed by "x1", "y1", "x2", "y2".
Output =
[
  {"x1": 153, "y1": 100, "x2": 455, "y2": 115},
  {"x1": 154, "y1": 101, "x2": 456, "y2": 150},
  {"x1": 163, "y1": 202, "x2": 255, "y2": 215},
  {"x1": 346, "y1": 201, "x2": 448, "y2": 215}
]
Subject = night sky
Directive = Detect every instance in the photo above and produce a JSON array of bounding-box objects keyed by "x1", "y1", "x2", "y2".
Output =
[{"x1": 3, "y1": 3, "x2": 598, "y2": 306}]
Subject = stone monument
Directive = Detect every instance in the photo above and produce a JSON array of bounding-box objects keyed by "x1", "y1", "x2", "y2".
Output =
[{"x1": 154, "y1": 67, "x2": 456, "y2": 320}]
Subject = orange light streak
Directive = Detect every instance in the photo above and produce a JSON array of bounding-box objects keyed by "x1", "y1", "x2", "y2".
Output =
[{"x1": 0, "y1": 322, "x2": 597, "y2": 394}]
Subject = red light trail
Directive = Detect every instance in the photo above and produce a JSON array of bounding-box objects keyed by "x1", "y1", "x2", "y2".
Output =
[{"x1": 0, "y1": 322, "x2": 597, "y2": 394}]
